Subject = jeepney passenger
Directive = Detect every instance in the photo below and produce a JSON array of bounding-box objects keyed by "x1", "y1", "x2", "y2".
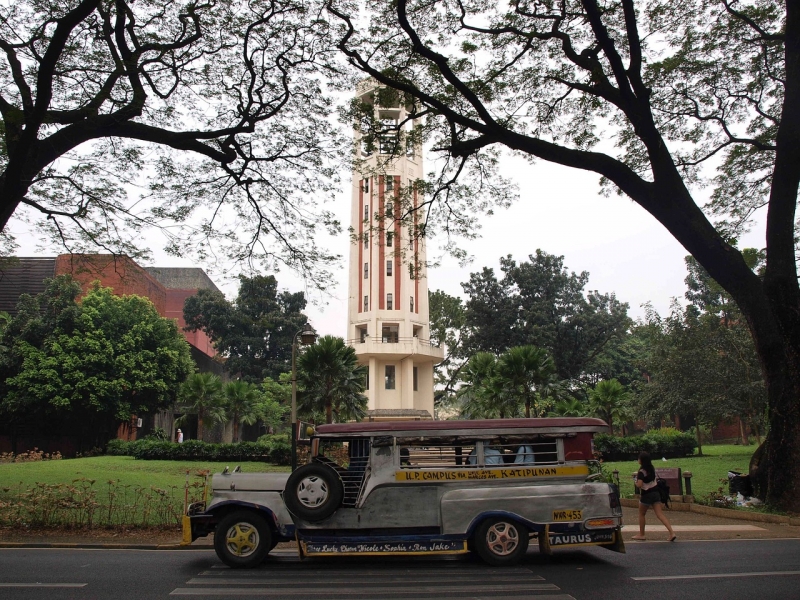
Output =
[
  {"x1": 467, "y1": 446, "x2": 504, "y2": 465},
  {"x1": 514, "y1": 445, "x2": 535, "y2": 464}
]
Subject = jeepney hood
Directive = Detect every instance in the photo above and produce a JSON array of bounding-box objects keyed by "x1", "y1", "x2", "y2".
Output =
[{"x1": 211, "y1": 472, "x2": 290, "y2": 492}]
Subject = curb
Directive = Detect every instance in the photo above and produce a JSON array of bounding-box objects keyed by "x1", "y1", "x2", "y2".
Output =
[
  {"x1": 0, "y1": 542, "x2": 204, "y2": 550},
  {"x1": 621, "y1": 498, "x2": 800, "y2": 526}
]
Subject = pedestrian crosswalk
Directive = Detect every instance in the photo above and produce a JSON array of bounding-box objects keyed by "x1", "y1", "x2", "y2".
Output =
[{"x1": 169, "y1": 554, "x2": 575, "y2": 599}]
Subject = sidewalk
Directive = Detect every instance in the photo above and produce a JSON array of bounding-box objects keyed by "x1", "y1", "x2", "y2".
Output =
[
  {"x1": 2, "y1": 504, "x2": 798, "y2": 550},
  {"x1": 620, "y1": 503, "x2": 800, "y2": 542}
]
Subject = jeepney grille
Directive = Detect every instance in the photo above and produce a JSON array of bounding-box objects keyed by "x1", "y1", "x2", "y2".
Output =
[{"x1": 316, "y1": 438, "x2": 370, "y2": 508}]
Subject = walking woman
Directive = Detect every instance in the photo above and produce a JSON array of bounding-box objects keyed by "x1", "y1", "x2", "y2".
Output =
[{"x1": 633, "y1": 451, "x2": 676, "y2": 541}]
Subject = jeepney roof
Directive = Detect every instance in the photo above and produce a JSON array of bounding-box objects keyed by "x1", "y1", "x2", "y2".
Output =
[{"x1": 313, "y1": 417, "x2": 608, "y2": 438}]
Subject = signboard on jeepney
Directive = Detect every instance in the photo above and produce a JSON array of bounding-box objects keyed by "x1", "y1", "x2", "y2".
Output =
[
  {"x1": 395, "y1": 464, "x2": 589, "y2": 482},
  {"x1": 549, "y1": 530, "x2": 615, "y2": 547},
  {"x1": 301, "y1": 540, "x2": 468, "y2": 556}
]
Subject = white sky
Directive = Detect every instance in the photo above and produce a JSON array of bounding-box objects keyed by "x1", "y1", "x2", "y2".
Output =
[{"x1": 10, "y1": 148, "x2": 765, "y2": 339}]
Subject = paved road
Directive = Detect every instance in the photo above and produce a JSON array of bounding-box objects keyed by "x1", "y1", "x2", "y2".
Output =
[{"x1": 2, "y1": 539, "x2": 800, "y2": 599}]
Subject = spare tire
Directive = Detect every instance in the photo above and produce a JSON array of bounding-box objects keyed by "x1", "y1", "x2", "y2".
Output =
[{"x1": 284, "y1": 462, "x2": 344, "y2": 521}]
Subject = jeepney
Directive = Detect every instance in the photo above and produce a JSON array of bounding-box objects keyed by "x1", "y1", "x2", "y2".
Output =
[{"x1": 184, "y1": 418, "x2": 624, "y2": 568}]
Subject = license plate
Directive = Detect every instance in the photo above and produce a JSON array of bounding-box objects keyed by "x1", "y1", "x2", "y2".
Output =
[{"x1": 552, "y1": 509, "x2": 582, "y2": 521}]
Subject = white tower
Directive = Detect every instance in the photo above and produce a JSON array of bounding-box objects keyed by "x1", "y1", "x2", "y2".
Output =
[{"x1": 347, "y1": 79, "x2": 444, "y2": 419}]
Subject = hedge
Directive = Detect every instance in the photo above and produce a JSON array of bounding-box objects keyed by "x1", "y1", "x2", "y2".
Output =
[
  {"x1": 106, "y1": 435, "x2": 292, "y2": 465},
  {"x1": 594, "y1": 428, "x2": 697, "y2": 461}
]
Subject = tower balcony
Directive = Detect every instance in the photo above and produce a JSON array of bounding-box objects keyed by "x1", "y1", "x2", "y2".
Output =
[{"x1": 347, "y1": 336, "x2": 445, "y2": 363}]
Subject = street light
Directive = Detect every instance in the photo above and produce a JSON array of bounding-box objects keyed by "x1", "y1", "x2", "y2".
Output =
[{"x1": 291, "y1": 322, "x2": 317, "y2": 471}]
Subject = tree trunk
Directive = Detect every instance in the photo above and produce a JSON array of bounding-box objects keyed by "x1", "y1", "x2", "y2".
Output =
[
  {"x1": 738, "y1": 417, "x2": 749, "y2": 446},
  {"x1": 695, "y1": 415, "x2": 703, "y2": 456},
  {"x1": 326, "y1": 401, "x2": 333, "y2": 424}
]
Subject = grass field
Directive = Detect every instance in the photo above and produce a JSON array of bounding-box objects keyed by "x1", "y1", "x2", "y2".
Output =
[
  {"x1": 0, "y1": 457, "x2": 288, "y2": 528},
  {"x1": 602, "y1": 444, "x2": 755, "y2": 500},
  {"x1": 0, "y1": 456, "x2": 287, "y2": 490}
]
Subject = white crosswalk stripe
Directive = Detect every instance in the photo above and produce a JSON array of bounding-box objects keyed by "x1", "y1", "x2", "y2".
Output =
[{"x1": 171, "y1": 559, "x2": 576, "y2": 599}]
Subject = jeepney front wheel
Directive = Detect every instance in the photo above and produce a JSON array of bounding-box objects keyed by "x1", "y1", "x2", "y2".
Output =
[
  {"x1": 214, "y1": 510, "x2": 272, "y2": 568},
  {"x1": 284, "y1": 463, "x2": 344, "y2": 521},
  {"x1": 473, "y1": 517, "x2": 529, "y2": 566}
]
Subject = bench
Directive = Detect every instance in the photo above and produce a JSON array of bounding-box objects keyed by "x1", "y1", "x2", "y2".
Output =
[{"x1": 632, "y1": 467, "x2": 683, "y2": 496}]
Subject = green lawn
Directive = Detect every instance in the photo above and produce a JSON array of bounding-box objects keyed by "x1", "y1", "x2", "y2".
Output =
[
  {"x1": 0, "y1": 455, "x2": 287, "y2": 490},
  {"x1": 0, "y1": 456, "x2": 288, "y2": 528},
  {"x1": 602, "y1": 444, "x2": 755, "y2": 500}
]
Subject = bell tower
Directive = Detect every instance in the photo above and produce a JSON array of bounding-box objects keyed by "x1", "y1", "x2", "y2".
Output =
[{"x1": 346, "y1": 79, "x2": 444, "y2": 419}]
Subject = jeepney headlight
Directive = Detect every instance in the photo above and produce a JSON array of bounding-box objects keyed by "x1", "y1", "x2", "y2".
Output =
[{"x1": 585, "y1": 518, "x2": 616, "y2": 529}]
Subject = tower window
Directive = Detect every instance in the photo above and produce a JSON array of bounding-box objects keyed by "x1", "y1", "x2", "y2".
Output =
[
  {"x1": 387, "y1": 231, "x2": 393, "y2": 247},
  {"x1": 365, "y1": 368, "x2": 370, "y2": 390},
  {"x1": 413, "y1": 367, "x2": 418, "y2": 391},
  {"x1": 386, "y1": 202, "x2": 394, "y2": 218},
  {"x1": 386, "y1": 176, "x2": 394, "y2": 191},
  {"x1": 364, "y1": 263, "x2": 368, "y2": 279},
  {"x1": 386, "y1": 260, "x2": 393, "y2": 276},
  {"x1": 363, "y1": 231, "x2": 368, "y2": 248},
  {"x1": 364, "y1": 205, "x2": 369, "y2": 221},
  {"x1": 410, "y1": 296, "x2": 414, "y2": 312},
  {"x1": 363, "y1": 178, "x2": 369, "y2": 193},
  {"x1": 363, "y1": 295, "x2": 368, "y2": 311},
  {"x1": 385, "y1": 365, "x2": 396, "y2": 390},
  {"x1": 387, "y1": 293, "x2": 393, "y2": 310}
]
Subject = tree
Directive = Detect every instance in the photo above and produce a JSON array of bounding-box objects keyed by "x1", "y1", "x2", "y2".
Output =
[
  {"x1": 177, "y1": 372, "x2": 226, "y2": 441},
  {"x1": 296, "y1": 335, "x2": 367, "y2": 424},
  {"x1": 428, "y1": 289, "x2": 468, "y2": 407},
  {"x1": 183, "y1": 275, "x2": 308, "y2": 382},
  {"x1": 460, "y1": 252, "x2": 630, "y2": 383},
  {"x1": 328, "y1": 0, "x2": 800, "y2": 510},
  {"x1": 588, "y1": 379, "x2": 631, "y2": 434},
  {"x1": 259, "y1": 375, "x2": 291, "y2": 433},
  {"x1": 548, "y1": 398, "x2": 588, "y2": 418},
  {"x1": 456, "y1": 352, "x2": 509, "y2": 419},
  {"x1": 223, "y1": 380, "x2": 263, "y2": 442},
  {"x1": 0, "y1": 277, "x2": 193, "y2": 449},
  {"x1": 1, "y1": 0, "x2": 341, "y2": 280},
  {"x1": 496, "y1": 345, "x2": 557, "y2": 418}
]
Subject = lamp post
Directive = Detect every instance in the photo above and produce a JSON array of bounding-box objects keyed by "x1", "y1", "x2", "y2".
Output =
[{"x1": 291, "y1": 322, "x2": 317, "y2": 471}]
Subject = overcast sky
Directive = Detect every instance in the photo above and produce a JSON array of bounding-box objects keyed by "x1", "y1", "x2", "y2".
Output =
[{"x1": 10, "y1": 146, "x2": 764, "y2": 339}]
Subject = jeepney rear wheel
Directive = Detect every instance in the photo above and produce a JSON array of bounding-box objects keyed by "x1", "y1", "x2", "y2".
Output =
[
  {"x1": 473, "y1": 517, "x2": 529, "y2": 566},
  {"x1": 284, "y1": 463, "x2": 344, "y2": 521},
  {"x1": 214, "y1": 510, "x2": 272, "y2": 568}
]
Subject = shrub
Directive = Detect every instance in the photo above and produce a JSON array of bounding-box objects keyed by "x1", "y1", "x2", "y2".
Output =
[
  {"x1": 594, "y1": 429, "x2": 697, "y2": 461},
  {"x1": 257, "y1": 434, "x2": 292, "y2": 466}
]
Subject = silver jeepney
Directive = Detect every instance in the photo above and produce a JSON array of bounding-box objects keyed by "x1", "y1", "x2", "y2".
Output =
[{"x1": 185, "y1": 417, "x2": 624, "y2": 568}]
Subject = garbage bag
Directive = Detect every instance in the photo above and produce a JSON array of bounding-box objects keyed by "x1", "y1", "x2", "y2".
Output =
[{"x1": 728, "y1": 472, "x2": 753, "y2": 497}]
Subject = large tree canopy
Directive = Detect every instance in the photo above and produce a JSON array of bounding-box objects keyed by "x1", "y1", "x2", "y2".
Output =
[
  {"x1": 461, "y1": 252, "x2": 630, "y2": 383},
  {"x1": 327, "y1": 0, "x2": 800, "y2": 510},
  {"x1": 0, "y1": 276, "x2": 194, "y2": 448},
  {"x1": 183, "y1": 274, "x2": 308, "y2": 382},
  {"x1": 0, "y1": 0, "x2": 342, "y2": 281}
]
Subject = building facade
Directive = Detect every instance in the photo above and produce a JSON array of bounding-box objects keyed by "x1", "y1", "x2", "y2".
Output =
[{"x1": 347, "y1": 79, "x2": 444, "y2": 419}]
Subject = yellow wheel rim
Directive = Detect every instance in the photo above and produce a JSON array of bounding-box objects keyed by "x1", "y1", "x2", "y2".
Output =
[{"x1": 224, "y1": 522, "x2": 260, "y2": 557}]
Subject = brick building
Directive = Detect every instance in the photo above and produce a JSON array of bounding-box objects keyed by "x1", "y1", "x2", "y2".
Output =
[{"x1": 0, "y1": 254, "x2": 226, "y2": 453}]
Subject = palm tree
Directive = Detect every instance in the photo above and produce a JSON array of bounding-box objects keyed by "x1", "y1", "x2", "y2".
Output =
[
  {"x1": 548, "y1": 398, "x2": 587, "y2": 417},
  {"x1": 496, "y1": 346, "x2": 556, "y2": 418},
  {"x1": 588, "y1": 379, "x2": 630, "y2": 434},
  {"x1": 457, "y1": 353, "x2": 515, "y2": 419},
  {"x1": 297, "y1": 335, "x2": 367, "y2": 424},
  {"x1": 223, "y1": 380, "x2": 262, "y2": 442},
  {"x1": 177, "y1": 372, "x2": 226, "y2": 440}
]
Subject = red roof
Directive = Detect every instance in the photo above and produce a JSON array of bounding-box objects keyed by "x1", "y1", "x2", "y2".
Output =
[{"x1": 314, "y1": 417, "x2": 608, "y2": 436}]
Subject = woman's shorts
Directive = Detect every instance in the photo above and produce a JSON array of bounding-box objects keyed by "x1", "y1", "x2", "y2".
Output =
[{"x1": 640, "y1": 489, "x2": 662, "y2": 506}]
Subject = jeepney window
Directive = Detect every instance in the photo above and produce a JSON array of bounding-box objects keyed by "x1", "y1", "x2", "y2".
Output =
[
  {"x1": 395, "y1": 438, "x2": 559, "y2": 468},
  {"x1": 397, "y1": 441, "x2": 476, "y2": 468}
]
